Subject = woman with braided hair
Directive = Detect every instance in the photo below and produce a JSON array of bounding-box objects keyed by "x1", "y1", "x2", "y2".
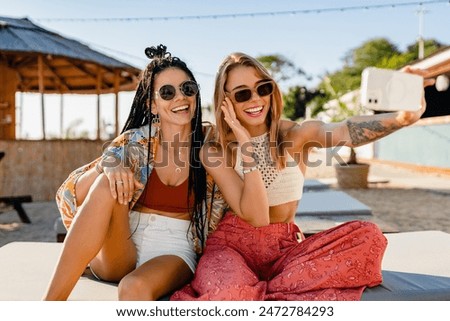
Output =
[{"x1": 43, "y1": 45, "x2": 226, "y2": 300}]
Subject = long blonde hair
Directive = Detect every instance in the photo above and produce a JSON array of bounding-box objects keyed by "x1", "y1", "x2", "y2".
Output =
[{"x1": 213, "y1": 52, "x2": 286, "y2": 169}]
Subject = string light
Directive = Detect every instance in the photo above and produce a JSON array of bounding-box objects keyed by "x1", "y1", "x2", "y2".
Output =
[{"x1": 36, "y1": 1, "x2": 448, "y2": 23}]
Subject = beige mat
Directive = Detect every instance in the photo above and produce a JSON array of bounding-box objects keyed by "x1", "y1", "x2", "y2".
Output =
[{"x1": 1, "y1": 230, "x2": 449, "y2": 301}]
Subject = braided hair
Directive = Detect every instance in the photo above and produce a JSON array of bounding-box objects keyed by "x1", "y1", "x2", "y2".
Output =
[{"x1": 122, "y1": 44, "x2": 207, "y2": 252}]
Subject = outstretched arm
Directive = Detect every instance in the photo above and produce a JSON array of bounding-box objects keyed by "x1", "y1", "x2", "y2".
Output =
[
  {"x1": 298, "y1": 67, "x2": 434, "y2": 149},
  {"x1": 344, "y1": 112, "x2": 409, "y2": 147}
]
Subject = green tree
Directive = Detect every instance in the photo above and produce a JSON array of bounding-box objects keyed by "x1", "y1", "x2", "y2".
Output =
[
  {"x1": 256, "y1": 54, "x2": 306, "y2": 82},
  {"x1": 376, "y1": 39, "x2": 443, "y2": 70},
  {"x1": 283, "y1": 86, "x2": 324, "y2": 120},
  {"x1": 406, "y1": 38, "x2": 445, "y2": 60},
  {"x1": 326, "y1": 38, "x2": 401, "y2": 94},
  {"x1": 320, "y1": 37, "x2": 445, "y2": 95},
  {"x1": 348, "y1": 38, "x2": 400, "y2": 70},
  {"x1": 257, "y1": 55, "x2": 317, "y2": 120}
]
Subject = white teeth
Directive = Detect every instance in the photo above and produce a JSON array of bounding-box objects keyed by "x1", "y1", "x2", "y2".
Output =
[
  {"x1": 172, "y1": 105, "x2": 189, "y2": 112},
  {"x1": 245, "y1": 106, "x2": 263, "y2": 113}
]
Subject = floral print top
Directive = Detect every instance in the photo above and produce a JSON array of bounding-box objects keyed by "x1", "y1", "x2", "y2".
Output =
[{"x1": 55, "y1": 123, "x2": 227, "y2": 255}]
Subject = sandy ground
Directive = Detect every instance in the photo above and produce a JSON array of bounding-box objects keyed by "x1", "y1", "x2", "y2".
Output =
[
  {"x1": 305, "y1": 153, "x2": 450, "y2": 235},
  {"x1": 0, "y1": 201, "x2": 59, "y2": 247},
  {"x1": 1, "y1": 153, "x2": 450, "y2": 247}
]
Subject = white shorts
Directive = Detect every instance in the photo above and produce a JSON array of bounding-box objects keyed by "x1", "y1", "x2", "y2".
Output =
[{"x1": 129, "y1": 210, "x2": 197, "y2": 273}]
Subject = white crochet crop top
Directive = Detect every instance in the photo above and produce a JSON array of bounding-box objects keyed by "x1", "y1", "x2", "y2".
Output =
[{"x1": 234, "y1": 132, "x2": 304, "y2": 206}]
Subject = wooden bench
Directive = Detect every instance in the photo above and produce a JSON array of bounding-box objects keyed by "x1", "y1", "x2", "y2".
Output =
[{"x1": 0, "y1": 195, "x2": 33, "y2": 223}]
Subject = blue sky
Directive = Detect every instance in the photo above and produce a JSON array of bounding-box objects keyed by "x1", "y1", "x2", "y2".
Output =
[{"x1": 2, "y1": 0, "x2": 450, "y2": 138}]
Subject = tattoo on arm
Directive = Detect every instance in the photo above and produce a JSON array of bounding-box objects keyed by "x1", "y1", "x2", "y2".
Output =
[{"x1": 347, "y1": 119, "x2": 402, "y2": 146}]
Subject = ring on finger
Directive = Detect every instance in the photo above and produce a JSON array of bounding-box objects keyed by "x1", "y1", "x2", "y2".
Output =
[{"x1": 116, "y1": 180, "x2": 124, "y2": 185}]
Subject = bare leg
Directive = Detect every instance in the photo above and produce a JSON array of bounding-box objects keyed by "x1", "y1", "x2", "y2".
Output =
[
  {"x1": 118, "y1": 255, "x2": 193, "y2": 300},
  {"x1": 43, "y1": 175, "x2": 136, "y2": 300}
]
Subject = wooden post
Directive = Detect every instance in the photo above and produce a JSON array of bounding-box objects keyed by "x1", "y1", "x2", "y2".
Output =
[
  {"x1": 96, "y1": 68, "x2": 101, "y2": 140},
  {"x1": 114, "y1": 70, "x2": 120, "y2": 137},
  {"x1": 38, "y1": 55, "x2": 46, "y2": 140},
  {"x1": 0, "y1": 60, "x2": 17, "y2": 139}
]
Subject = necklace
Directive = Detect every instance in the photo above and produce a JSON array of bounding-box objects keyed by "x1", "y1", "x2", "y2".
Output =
[
  {"x1": 159, "y1": 140, "x2": 187, "y2": 174},
  {"x1": 175, "y1": 147, "x2": 182, "y2": 174}
]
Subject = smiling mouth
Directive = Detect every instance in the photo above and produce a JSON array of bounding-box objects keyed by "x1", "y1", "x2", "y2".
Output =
[
  {"x1": 244, "y1": 106, "x2": 263, "y2": 116},
  {"x1": 171, "y1": 105, "x2": 189, "y2": 113}
]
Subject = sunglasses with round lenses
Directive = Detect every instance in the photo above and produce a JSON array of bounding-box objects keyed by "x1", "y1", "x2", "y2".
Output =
[
  {"x1": 156, "y1": 80, "x2": 199, "y2": 101},
  {"x1": 228, "y1": 80, "x2": 274, "y2": 103}
]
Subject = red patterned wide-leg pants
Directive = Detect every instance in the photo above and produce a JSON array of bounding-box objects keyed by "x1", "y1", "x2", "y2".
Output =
[{"x1": 171, "y1": 213, "x2": 387, "y2": 301}]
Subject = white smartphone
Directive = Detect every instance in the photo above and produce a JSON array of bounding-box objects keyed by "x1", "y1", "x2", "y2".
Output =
[{"x1": 360, "y1": 67, "x2": 423, "y2": 111}]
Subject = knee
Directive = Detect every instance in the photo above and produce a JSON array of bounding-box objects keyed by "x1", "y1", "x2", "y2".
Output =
[
  {"x1": 361, "y1": 221, "x2": 384, "y2": 237},
  {"x1": 118, "y1": 274, "x2": 157, "y2": 301},
  {"x1": 86, "y1": 175, "x2": 127, "y2": 210},
  {"x1": 89, "y1": 175, "x2": 114, "y2": 199},
  {"x1": 360, "y1": 221, "x2": 388, "y2": 249}
]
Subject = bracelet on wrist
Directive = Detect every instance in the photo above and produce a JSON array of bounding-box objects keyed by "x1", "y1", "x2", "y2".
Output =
[
  {"x1": 95, "y1": 162, "x2": 103, "y2": 174},
  {"x1": 242, "y1": 165, "x2": 258, "y2": 175}
]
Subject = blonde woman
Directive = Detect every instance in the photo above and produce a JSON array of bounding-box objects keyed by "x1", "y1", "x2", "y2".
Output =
[{"x1": 172, "y1": 52, "x2": 432, "y2": 301}]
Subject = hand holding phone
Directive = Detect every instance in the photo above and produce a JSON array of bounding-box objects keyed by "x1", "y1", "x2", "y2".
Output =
[{"x1": 360, "y1": 67, "x2": 424, "y2": 112}]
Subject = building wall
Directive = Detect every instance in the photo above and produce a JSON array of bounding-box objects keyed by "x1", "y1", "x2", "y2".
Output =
[{"x1": 374, "y1": 116, "x2": 450, "y2": 169}]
